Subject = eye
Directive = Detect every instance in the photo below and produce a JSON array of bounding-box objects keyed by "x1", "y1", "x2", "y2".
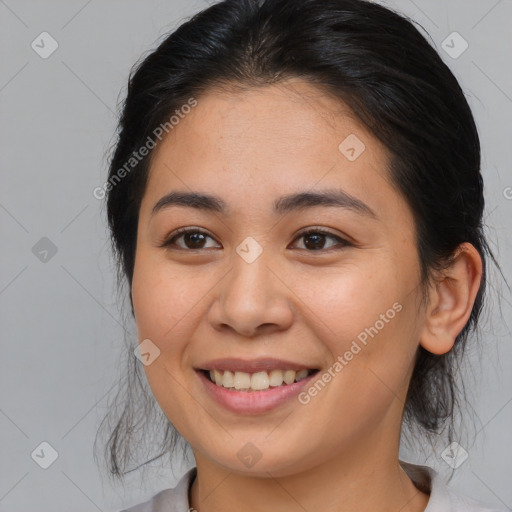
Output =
[
  {"x1": 160, "y1": 227, "x2": 220, "y2": 250},
  {"x1": 160, "y1": 226, "x2": 351, "y2": 252},
  {"x1": 290, "y1": 228, "x2": 350, "y2": 252}
]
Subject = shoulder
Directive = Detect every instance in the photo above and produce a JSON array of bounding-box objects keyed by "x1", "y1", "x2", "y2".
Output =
[
  {"x1": 443, "y1": 485, "x2": 508, "y2": 512},
  {"x1": 119, "y1": 463, "x2": 508, "y2": 512},
  {"x1": 119, "y1": 468, "x2": 196, "y2": 512},
  {"x1": 400, "y1": 460, "x2": 508, "y2": 512}
]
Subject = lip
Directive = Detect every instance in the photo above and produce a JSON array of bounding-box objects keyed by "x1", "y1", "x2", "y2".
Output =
[
  {"x1": 196, "y1": 366, "x2": 319, "y2": 414},
  {"x1": 197, "y1": 357, "x2": 313, "y2": 373}
]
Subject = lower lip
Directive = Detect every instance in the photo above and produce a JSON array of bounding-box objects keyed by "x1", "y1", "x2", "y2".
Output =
[{"x1": 197, "y1": 370, "x2": 317, "y2": 414}]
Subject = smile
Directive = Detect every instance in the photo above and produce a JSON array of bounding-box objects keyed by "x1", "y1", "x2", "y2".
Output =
[
  {"x1": 195, "y1": 359, "x2": 321, "y2": 414},
  {"x1": 204, "y1": 368, "x2": 316, "y2": 391}
]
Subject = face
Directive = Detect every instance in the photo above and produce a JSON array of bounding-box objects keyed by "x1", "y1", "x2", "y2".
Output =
[{"x1": 131, "y1": 79, "x2": 426, "y2": 477}]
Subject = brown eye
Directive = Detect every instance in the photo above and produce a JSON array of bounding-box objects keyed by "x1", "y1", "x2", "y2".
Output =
[
  {"x1": 160, "y1": 227, "x2": 350, "y2": 252},
  {"x1": 292, "y1": 229, "x2": 350, "y2": 252},
  {"x1": 161, "y1": 227, "x2": 220, "y2": 250}
]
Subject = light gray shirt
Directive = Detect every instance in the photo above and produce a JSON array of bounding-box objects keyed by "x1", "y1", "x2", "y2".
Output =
[{"x1": 120, "y1": 460, "x2": 508, "y2": 512}]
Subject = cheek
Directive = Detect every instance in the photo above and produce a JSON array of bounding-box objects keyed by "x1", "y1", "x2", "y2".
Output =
[
  {"x1": 131, "y1": 250, "x2": 205, "y2": 342},
  {"x1": 291, "y1": 262, "x2": 404, "y2": 345},
  {"x1": 131, "y1": 252, "x2": 205, "y2": 430},
  {"x1": 293, "y1": 259, "x2": 420, "y2": 391}
]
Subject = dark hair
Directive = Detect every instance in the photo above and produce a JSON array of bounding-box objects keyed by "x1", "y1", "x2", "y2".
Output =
[{"x1": 97, "y1": 0, "x2": 496, "y2": 478}]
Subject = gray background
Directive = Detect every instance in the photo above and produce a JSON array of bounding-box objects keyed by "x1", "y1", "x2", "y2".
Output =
[{"x1": 0, "y1": 0, "x2": 511, "y2": 510}]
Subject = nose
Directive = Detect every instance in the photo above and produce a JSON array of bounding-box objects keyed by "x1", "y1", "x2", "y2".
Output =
[{"x1": 207, "y1": 249, "x2": 294, "y2": 338}]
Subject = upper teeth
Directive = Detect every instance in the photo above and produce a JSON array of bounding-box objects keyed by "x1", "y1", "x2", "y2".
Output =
[{"x1": 208, "y1": 369, "x2": 310, "y2": 391}]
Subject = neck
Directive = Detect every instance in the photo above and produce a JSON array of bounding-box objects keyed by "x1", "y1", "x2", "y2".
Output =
[{"x1": 189, "y1": 430, "x2": 429, "y2": 512}]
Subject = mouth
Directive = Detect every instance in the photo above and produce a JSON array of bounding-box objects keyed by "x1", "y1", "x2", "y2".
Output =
[
  {"x1": 196, "y1": 369, "x2": 318, "y2": 416},
  {"x1": 201, "y1": 368, "x2": 319, "y2": 392},
  {"x1": 194, "y1": 358, "x2": 320, "y2": 414},
  {"x1": 200, "y1": 369, "x2": 318, "y2": 392}
]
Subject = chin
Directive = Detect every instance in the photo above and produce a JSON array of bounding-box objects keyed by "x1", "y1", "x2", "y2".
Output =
[{"x1": 201, "y1": 441, "x2": 315, "y2": 478}]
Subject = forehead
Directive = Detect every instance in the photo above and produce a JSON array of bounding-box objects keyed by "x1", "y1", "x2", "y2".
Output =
[{"x1": 143, "y1": 80, "x2": 395, "y2": 218}]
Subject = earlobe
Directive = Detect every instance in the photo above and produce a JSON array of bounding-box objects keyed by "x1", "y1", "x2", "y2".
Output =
[{"x1": 419, "y1": 243, "x2": 483, "y2": 356}]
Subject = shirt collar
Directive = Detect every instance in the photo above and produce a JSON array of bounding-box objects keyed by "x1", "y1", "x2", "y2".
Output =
[{"x1": 175, "y1": 461, "x2": 450, "y2": 511}]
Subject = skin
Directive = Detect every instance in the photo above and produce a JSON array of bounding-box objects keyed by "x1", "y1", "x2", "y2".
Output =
[{"x1": 131, "y1": 79, "x2": 482, "y2": 512}]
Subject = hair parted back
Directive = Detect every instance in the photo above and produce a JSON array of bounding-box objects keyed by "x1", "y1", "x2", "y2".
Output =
[{"x1": 96, "y1": 0, "x2": 495, "y2": 478}]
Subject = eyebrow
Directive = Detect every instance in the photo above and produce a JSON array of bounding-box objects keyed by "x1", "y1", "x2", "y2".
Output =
[{"x1": 151, "y1": 189, "x2": 376, "y2": 218}]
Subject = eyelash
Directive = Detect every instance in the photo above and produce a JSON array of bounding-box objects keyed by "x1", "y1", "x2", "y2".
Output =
[{"x1": 160, "y1": 226, "x2": 351, "y2": 253}]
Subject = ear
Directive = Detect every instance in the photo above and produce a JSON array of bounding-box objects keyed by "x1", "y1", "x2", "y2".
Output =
[{"x1": 420, "y1": 243, "x2": 483, "y2": 355}]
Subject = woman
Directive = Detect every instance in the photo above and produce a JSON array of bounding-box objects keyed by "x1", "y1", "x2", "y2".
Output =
[{"x1": 98, "y1": 0, "x2": 507, "y2": 510}]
